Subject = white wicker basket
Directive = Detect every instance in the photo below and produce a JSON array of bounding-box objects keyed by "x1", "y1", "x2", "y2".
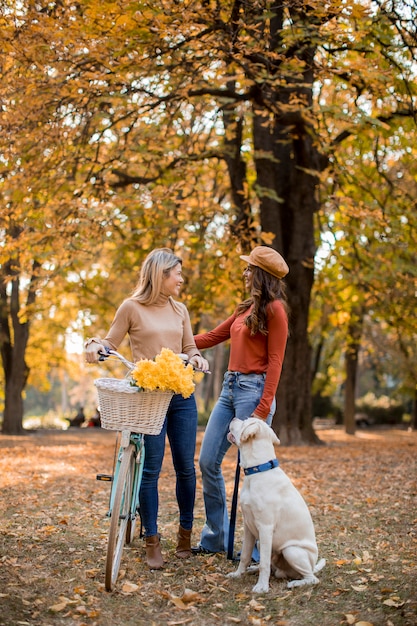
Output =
[{"x1": 94, "y1": 378, "x2": 173, "y2": 435}]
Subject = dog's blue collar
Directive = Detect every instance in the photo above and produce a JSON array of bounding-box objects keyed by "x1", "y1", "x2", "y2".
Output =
[{"x1": 243, "y1": 458, "x2": 279, "y2": 476}]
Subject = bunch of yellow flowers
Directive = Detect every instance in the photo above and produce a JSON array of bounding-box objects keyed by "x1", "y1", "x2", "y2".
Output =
[{"x1": 130, "y1": 348, "x2": 203, "y2": 399}]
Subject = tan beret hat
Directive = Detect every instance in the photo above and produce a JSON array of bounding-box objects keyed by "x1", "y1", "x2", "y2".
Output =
[{"x1": 240, "y1": 246, "x2": 289, "y2": 279}]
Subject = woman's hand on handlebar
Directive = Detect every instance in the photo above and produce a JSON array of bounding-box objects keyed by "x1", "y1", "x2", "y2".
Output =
[
  {"x1": 85, "y1": 338, "x2": 107, "y2": 363},
  {"x1": 189, "y1": 354, "x2": 210, "y2": 373}
]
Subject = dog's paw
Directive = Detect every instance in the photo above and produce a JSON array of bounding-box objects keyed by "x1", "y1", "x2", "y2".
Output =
[
  {"x1": 287, "y1": 575, "x2": 319, "y2": 589},
  {"x1": 226, "y1": 570, "x2": 242, "y2": 579},
  {"x1": 252, "y1": 581, "x2": 269, "y2": 594}
]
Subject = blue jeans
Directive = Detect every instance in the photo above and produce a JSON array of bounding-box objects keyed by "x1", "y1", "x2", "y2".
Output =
[
  {"x1": 139, "y1": 393, "x2": 197, "y2": 537},
  {"x1": 198, "y1": 371, "x2": 275, "y2": 552}
]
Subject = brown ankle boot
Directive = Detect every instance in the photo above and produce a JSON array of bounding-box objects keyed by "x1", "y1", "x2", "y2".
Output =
[
  {"x1": 175, "y1": 526, "x2": 192, "y2": 559},
  {"x1": 145, "y1": 535, "x2": 164, "y2": 569}
]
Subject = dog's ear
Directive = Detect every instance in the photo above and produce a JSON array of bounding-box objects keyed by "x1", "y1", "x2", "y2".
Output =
[
  {"x1": 270, "y1": 428, "x2": 280, "y2": 446},
  {"x1": 240, "y1": 419, "x2": 262, "y2": 442},
  {"x1": 258, "y1": 419, "x2": 280, "y2": 445}
]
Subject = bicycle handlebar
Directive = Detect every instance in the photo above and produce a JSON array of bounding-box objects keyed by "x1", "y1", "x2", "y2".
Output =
[
  {"x1": 98, "y1": 348, "x2": 135, "y2": 369},
  {"x1": 98, "y1": 348, "x2": 209, "y2": 373}
]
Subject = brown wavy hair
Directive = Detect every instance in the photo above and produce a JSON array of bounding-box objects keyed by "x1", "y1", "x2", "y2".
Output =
[{"x1": 236, "y1": 266, "x2": 289, "y2": 335}]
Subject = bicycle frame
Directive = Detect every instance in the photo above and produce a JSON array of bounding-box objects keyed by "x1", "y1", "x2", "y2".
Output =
[{"x1": 106, "y1": 430, "x2": 144, "y2": 524}]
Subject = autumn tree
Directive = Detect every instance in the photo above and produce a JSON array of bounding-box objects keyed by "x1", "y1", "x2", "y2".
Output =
[
  {"x1": 82, "y1": 0, "x2": 415, "y2": 442},
  {"x1": 310, "y1": 128, "x2": 417, "y2": 433},
  {"x1": 0, "y1": 13, "x2": 112, "y2": 433},
  {"x1": 1, "y1": 0, "x2": 416, "y2": 440}
]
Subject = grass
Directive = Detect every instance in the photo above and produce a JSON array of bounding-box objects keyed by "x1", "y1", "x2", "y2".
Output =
[{"x1": 0, "y1": 426, "x2": 416, "y2": 626}]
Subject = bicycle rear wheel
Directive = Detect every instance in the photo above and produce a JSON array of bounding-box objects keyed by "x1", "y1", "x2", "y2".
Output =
[{"x1": 105, "y1": 444, "x2": 135, "y2": 591}]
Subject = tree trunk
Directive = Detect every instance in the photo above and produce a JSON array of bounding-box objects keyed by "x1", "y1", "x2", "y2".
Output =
[
  {"x1": 411, "y1": 387, "x2": 417, "y2": 431},
  {"x1": 1, "y1": 325, "x2": 29, "y2": 435},
  {"x1": 344, "y1": 313, "x2": 364, "y2": 435},
  {"x1": 275, "y1": 268, "x2": 319, "y2": 445},
  {"x1": 251, "y1": 100, "x2": 321, "y2": 443},
  {"x1": 1, "y1": 266, "x2": 35, "y2": 435},
  {"x1": 202, "y1": 343, "x2": 228, "y2": 414},
  {"x1": 220, "y1": 3, "x2": 325, "y2": 444},
  {"x1": 222, "y1": 82, "x2": 255, "y2": 250},
  {"x1": 344, "y1": 348, "x2": 357, "y2": 436},
  {"x1": 3, "y1": 375, "x2": 26, "y2": 435},
  {"x1": 215, "y1": 2, "x2": 330, "y2": 443}
]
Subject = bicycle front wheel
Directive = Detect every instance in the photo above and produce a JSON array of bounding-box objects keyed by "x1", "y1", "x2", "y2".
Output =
[
  {"x1": 105, "y1": 444, "x2": 135, "y2": 591},
  {"x1": 126, "y1": 437, "x2": 144, "y2": 545}
]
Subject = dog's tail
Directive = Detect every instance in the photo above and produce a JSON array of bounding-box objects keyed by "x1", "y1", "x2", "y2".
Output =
[{"x1": 314, "y1": 558, "x2": 326, "y2": 574}]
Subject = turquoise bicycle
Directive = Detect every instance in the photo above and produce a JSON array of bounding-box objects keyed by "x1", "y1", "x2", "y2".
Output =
[{"x1": 95, "y1": 350, "x2": 173, "y2": 591}]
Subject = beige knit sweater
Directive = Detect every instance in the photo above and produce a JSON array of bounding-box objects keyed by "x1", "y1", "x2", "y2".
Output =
[{"x1": 100, "y1": 295, "x2": 201, "y2": 362}]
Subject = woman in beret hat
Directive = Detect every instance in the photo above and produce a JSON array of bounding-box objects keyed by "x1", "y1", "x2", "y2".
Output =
[{"x1": 192, "y1": 246, "x2": 289, "y2": 555}]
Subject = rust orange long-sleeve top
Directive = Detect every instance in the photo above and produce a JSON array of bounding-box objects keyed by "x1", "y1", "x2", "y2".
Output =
[{"x1": 194, "y1": 300, "x2": 288, "y2": 419}]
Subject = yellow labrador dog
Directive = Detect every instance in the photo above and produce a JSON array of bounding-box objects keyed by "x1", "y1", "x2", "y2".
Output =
[{"x1": 227, "y1": 417, "x2": 325, "y2": 593}]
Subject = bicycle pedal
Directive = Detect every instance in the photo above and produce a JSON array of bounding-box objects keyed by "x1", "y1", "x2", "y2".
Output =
[{"x1": 96, "y1": 474, "x2": 113, "y2": 481}]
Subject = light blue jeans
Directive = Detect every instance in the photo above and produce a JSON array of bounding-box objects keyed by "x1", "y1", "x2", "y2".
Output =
[{"x1": 198, "y1": 371, "x2": 275, "y2": 552}]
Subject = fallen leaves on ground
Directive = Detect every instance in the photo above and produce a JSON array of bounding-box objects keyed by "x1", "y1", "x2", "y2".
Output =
[{"x1": 0, "y1": 427, "x2": 416, "y2": 626}]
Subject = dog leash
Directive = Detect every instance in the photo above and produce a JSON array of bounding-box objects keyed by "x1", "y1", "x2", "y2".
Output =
[{"x1": 227, "y1": 450, "x2": 240, "y2": 560}]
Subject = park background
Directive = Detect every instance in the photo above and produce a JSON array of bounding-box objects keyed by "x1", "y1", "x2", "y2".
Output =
[
  {"x1": 1, "y1": 0, "x2": 416, "y2": 439},
  {"x1": 0, "y1": 3, "x2": 416, "y2": 625}
]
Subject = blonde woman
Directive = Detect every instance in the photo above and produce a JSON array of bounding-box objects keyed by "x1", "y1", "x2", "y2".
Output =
[{"x1": 85, "y1": 248, "x2": 209, "y2": 569}]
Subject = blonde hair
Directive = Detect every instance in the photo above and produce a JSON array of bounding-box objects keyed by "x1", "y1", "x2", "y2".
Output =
[{"x1": 131, "y1": 248, "x2": 182, "y2": 306}]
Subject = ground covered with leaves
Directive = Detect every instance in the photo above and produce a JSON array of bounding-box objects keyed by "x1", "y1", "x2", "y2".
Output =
[{"x1": 0, "y1": 425, "x2": 416, "y2": 626}]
